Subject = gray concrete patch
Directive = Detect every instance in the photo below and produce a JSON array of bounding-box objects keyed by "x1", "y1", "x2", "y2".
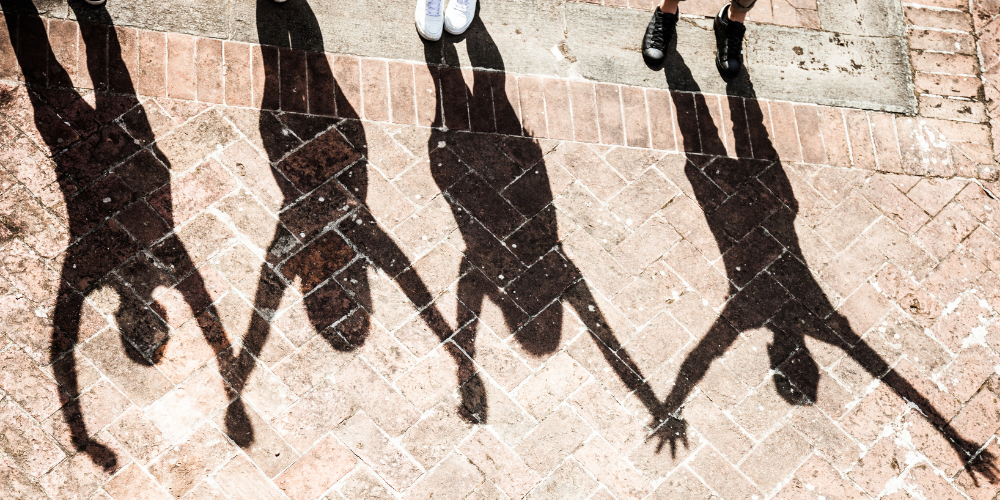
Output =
[
  {"x1": 564, "y1": 5, "x2": 914, "y2": 112},
  {"x1": 11, "y1": 0, "x2": 914, "y2": 113}
]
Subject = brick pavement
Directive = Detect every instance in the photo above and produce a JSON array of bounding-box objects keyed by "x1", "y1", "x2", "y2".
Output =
[{"x1": 2, "y1": 2, "x2": 1000, "y2": 500}]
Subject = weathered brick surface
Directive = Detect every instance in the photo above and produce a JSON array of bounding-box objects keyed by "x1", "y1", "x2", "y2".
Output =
[{"x1": 1, "y1": 8, "x2": 999, "y2": 500}]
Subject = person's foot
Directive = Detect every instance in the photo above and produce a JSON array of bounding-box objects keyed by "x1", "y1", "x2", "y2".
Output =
[
  {"x1": 416, "y1": 0, "x2": 445, "y2": 41},
  {"x1": 642, "y1": 7, "x2": 677, "y2": 67},
  {"x1": 83, "y1": 0, "x2": 107, "y2": 5},
  {"x1": 714, "y1": 4, "x2": 746, "y2": 79},
  {"x1": 444, "y1": 0, "x2": 476, "y2": 35}
]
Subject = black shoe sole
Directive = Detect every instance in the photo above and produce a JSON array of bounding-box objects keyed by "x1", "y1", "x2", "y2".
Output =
[{"x1": 643, "y1": 52, "x2": 666, "y2": 69}]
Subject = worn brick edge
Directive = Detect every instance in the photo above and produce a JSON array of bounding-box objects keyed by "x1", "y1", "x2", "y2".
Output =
[{"x1": 0, "y1": 12, "x2": 996, "y2": 183}]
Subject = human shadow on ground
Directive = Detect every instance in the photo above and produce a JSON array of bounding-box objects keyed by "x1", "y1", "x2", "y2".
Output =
[
  {"x1": 656, "y1": 49, "x2": 998, "y2": 483},
  {"x1": 422, "y1": 19, "x2": 666, "y2": 426},
  {"x1": 0, "y1": 1, "x2": 222, "y2": 470},
  {"x1": 223, "y1": 0, "x2": 458, "y2": 445}
]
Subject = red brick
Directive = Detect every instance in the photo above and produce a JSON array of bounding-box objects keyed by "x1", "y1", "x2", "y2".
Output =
[
  {"x1": 15, "y1": 14, "x2": 47, "y2": 83},
  {"x1": 195, "y1": 37, "x2": 224, "y2": 104},
  {"x1": 919, "y1": 95, "x2": 988, "y2": 123},
  {"x1": 494, "y1": 71, "x2": 522, "y2": 135},
  {"x1": 334, "y1": 55, "x2": 362, "y2": 120},
  {"x1": 720, "y1": 95, "x2": 750, "y2": 157},
  {"x1": 109, "y1": 26, "x2": 140, "y2": 95},
  {"x1": 518, "y1": 75, "x2": 547, "y2": 137},
  {"x1": 439, "y1": 67, "x2": 470, "y2": 130},
  {"x1": 279, "y1": 48, "x2": 307, "y2": 113},
  {"x1": 469, "y1": 69, "x2": 496, "y2": 133},
  {"x1": 767, "y1": 100, "x2": 802, "y2": 162},
  {"x1": 595, "y1": 83, "x2": 625, "y2": 145},
  {"x1": 252, "y1": 44, "x2": 279, "y2": 110},
  {"x1": 794, "y1": 104, "x2": 826, "y2": 164},
  {"x1": 47, "y1": 19, "x2": 78, "y2": 87},
  {"x1": 414, "y1": 63, "x2": 439, "y2": 127},
  {"x1": 905, "y1": 5, "x2": 974, "y2": 29},
  {"x1": 817, "y1": 106, "x2": 850, "y2": 167},
  {"x1": 275, "y1": 435, "x2": 356, "y2": 500},
  {"x1": 568, "y1": 81, "x2": 599, "y2": 143},
  {"x1": 869, "y1": 112, "x2": 902, "y2": 173},
  {"x1": 306, "y1": 51, "x2": 336, "y2": 116},
  {"x1": 622, "y1": 86, "x2": 650, "y2": 148},
  {"x1": 646, "y1": 88, "x2": 676, "y2": 151},
  {"x1": 848, "y1": 435, "x2": 908, "y2": 495},
  {"x1": 698, "y1": 93, "x2": 726, "y2": 156},
  {"x1": 844, "y1": 109, "x2": 876, "y2": 169},
  {"x1": 910, "y1": 51, "x2": 980, "y2": 76},
  {"x1": 137, "y1": 29, "x2": 166, "y2": 97},
  {"x1": 915, "y1": 72, "x2": 982, "y2": 98},
  {"x1": 360, "y1": 58, "x2": 389, "y2": 121},
  {"x1": 166, "y1": 33, "x2": 196, "y2": 101},
  {"x1": 76, "y1": 22, "x2": 108, "y2": 91},
  {"x1": 388, "y1": 61, "x2": 416, "y2": 125},
  {"x1": 544, "y1": 77, "x2": 574, "y2": 140},
  {"x1": 0, "y1": 13, "x2": 21, "y2": 81},
  {"x1": 223, "y1": 41, "x2": 252, "y2": 107},
  {"x1": 909, "y1": 28, "x2": 977, "y2": 55},
  {"x1": 740, "y1": 97, "x2": 775, "y2": 160}
]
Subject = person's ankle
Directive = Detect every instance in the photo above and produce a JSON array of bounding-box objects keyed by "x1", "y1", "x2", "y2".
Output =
[
  {"x1": 659, "y1": 1, "x2": 678, "y2": 14},
  {"x1": 727, "y1": 6, "x2": 747, "y2": 23}
]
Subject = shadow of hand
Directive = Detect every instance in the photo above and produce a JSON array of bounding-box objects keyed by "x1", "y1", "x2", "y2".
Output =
[
  {"x1": 961, "y1": 439, "x2": 999, "y2": 487},
  {"x1": 650, "y1": 415, "x2": 689, "y2": 457}
]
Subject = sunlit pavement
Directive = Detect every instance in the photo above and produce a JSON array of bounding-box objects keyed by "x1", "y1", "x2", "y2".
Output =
[{"x1": 1, "y1": 0, "x2": 1000, "y2": 499}]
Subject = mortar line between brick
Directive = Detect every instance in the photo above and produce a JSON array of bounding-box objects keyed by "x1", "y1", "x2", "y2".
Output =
[{"x1": 838, "y1": 109, "x2": 855, "y2": 169}]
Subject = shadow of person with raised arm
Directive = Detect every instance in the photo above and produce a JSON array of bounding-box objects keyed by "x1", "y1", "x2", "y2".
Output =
[
  {"x1": 653, "y1": 48, "x2": 998, "y2": 484},
  {"x1": 223, "y1": 0, "x2": 457, "y2": 446},
  {"x1": 0, "y1": 1, "x2": 224, "y2": 470},
  {"x1": 423, "y1": 19, "x2": 666, "y2": 426}
]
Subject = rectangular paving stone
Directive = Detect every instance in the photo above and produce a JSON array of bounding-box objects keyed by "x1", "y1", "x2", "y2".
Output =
[
  {"x1": 166, "y1": 34, "x2": 196, "y2": 101},
  {"x1": 39, "y1": 434, "x2": 129, "y2": 500},
  {"x1": 513, "y1": 351, "x2": 590, "y2": 420},
  {"x1": 460, "y1": 428, "x2": 540, "y2": 499},
  {"x1": 105, "y1": 406, "x2": 171, "y2": 466},
  {"x1": 335, "y1": 411, "x2": 423, "y2": 492},
  {"x1": 388, "y1": 61, "x2": 417, "y2": 125},
  {"x1": 516, "y1": 406, "x2": 592, "y2": 474},
  {"x1": 0, "y1": 396, "x2": 66, "y2": 477},
  {"x1": 104, "y1": 463, "x2": 172, "y2": 500},
  {"x1": 214, "y1": 455, "x2": 286, "y2": 500},
  {"x1": 543, "y1": 78, "x2": 574, "y2": 141},
  {"x1": 223, "y1": 42, "x2": 252, "y2": 107},
  {"x1": 739, "y1": 424, "x2": 812, "y2": 493},
  {"x1": 402, "y1": 454, "x2": 483, "y2": 500},
  {"x1": 195, "y1": 37, "x2": 223, "y2": 104},
  {"x1": 137, "y1": 29, "x2": 166, "y2": 97},
  {"x1": 575, "y1": 437, "x2": 651, "y2": 500},
  {"x1": 689, "y1": 447, "x2": 761, "y2": 500},
  {"x1": 147, "y1": 424, "x2": 235, "y2": 498},
  {"x1": 275, "y1": 434, "x2": 354, "y2": 499}
]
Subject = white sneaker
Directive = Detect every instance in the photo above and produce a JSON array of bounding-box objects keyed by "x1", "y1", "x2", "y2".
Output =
[
  {"x1": 444, "y1": 0, "x2": 476, "y2": 35},
  {"x1": 83, "y1": 0, "x2": 107, "y2": 5},
  {"x1": 416, "y1": 0, "x2": 444, "y2": 41}
]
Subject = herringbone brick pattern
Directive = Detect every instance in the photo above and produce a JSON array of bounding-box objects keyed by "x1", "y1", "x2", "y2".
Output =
[{"x1": 2, "y1": 9, "x2": 1000, "y2": 500}]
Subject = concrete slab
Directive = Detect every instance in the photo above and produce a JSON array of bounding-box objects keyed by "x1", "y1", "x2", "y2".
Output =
[{"x1": 15, "y1": 0, "x2": 914, "y2": 112}]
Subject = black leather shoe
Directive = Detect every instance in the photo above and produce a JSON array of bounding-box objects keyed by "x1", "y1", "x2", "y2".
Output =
[
  {"x1": 642, "y1": 7, "x2": 677, "y2": 67},
  {"x1": 714, "y1": 4, "x2": 746, "y2": 79}
]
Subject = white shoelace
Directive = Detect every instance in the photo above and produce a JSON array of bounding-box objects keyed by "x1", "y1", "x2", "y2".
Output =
[
  {"x1": 452, "y1": 0, "x2": 469, "y2": 13},
  {"x1": 426, "y1": 0, "x2": 441, "y2": 16}
]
